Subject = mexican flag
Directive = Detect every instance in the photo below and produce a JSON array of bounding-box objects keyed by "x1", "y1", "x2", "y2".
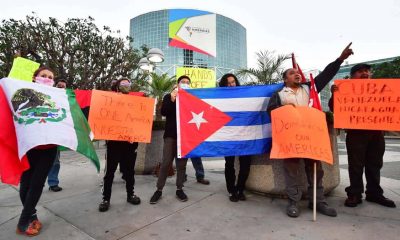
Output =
[{"x1": 0, "y1": 78, "x2": 100, "y2": 185}]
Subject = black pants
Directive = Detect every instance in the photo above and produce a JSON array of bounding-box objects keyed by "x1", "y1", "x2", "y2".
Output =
[
  {"x1": 224, "y1": 155, "x2": 251, "y2": 194},
  {"x1": 103, "y1": 141, "x2": 138, "y2": 201},
  {"x1": 18, "y1": 147, "x2": 58, "y2": 230},
  {"x1": 345, "y1": 130, "x2": 385, "y2": 198}
]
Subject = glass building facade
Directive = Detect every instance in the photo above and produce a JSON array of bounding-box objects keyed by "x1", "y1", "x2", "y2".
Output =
[{"x1": 130, "y1": 9, "x2": 247, "y2": 79}]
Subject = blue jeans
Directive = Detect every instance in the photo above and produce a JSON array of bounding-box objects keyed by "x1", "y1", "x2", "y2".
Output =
[
  {"x1": 191, "y1": 157, "x2": 205, "y2": 180},
  {"x1": 47, "y1": 149, "x2": 61, "y2": 187},
  {"x1": 175, "y1": 157, "x2": 205, "y2": 180}
]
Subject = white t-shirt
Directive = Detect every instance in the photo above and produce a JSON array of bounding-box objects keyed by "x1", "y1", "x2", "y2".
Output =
[{"x1": 278, "y1": 85, "x2": 310, "y2": 107}]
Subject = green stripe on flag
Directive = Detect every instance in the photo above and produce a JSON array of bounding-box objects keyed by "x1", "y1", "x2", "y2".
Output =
[{"x1": 66, "y1": 89, "x2": 100, "y2": 172}]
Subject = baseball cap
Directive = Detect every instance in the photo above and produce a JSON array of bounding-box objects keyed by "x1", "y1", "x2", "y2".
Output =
[{"x1": 350, "y1": 63, "x2": 371, "y2": 76}]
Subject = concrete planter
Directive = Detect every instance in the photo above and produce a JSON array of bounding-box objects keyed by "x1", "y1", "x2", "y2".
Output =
[
  {"x1": 135, "y1": 129, "x2": 164, "y2": 175},
  {"x1": 245, "y1": 123, "x2": 340, "y2": 198}
]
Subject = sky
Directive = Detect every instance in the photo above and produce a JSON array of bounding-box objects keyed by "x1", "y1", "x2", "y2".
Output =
[{"x1": 2, "y1": 0, "x2": 400, "y2": 71}]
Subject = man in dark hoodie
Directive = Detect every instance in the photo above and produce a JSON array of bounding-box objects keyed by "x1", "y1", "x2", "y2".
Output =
[{"x1": 267, "y1": 43, "x2": 353, "y2": 218}]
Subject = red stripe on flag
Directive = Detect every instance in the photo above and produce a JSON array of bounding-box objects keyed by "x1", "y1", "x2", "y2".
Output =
[
  {"x1": 74, "y1": 90, "x2": 92, "y2": 108},
  {"x1": 0, "y1": 86, "x2": 29, "y2": 185}
]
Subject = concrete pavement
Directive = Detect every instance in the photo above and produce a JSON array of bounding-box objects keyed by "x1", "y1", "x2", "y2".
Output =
[{"x1": 0, "y1": 139, "x2": 399, "y2": 240}]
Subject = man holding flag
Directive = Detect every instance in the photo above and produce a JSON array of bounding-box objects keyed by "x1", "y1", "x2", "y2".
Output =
[{"x1": 267, "y1": 43, "x2": 353, "y2": 218}]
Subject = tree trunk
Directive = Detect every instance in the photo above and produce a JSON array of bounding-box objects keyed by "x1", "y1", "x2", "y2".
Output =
[{"x1": 155, "y1": 100, "x2": 162, "y2": 121}]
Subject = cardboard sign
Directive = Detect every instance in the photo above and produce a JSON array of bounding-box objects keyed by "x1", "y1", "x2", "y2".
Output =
[
  {"x1": 176, "y1": 67, "x2": 216, "y2": 88},
  {"x1": 270, "y1": 106, "x2": 333, "y2": 164},
  {"x1": 88, "y1": 90, "x2": 155, "y2": 142},
  {"x1": 74, "y1": 90, "x2": 145, "y2": 108},
  {"x1": 334, "y1": 79, "x2": 400, "y2": 131},
  {"x1": 8, "y1": 57, "x2": 40, "y2": 82}
]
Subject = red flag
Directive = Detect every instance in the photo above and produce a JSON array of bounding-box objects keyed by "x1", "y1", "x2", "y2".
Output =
[
  {"x1": 74, "y1": 90, "x2": 92, "y2": 108},
  {"x1": 291, "y1": 53, "x2": 297, "y2": 69},
  {"x1": 291, "y1": 53, "x2": 307, "y2": 83},
  {"x1": 309, "y1": 73, "x2": 322, "y2": 110},
  {"x1": 0, "y1": 86, "x2": 29, "y2": 185}
]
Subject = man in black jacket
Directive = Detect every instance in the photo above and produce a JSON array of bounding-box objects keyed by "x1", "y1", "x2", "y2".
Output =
[
  {"x1": 329, "y1": 64, "x2": 396, "y2": 208},
  {"x1": 149, "y1": 76, "x2": 190, "y2": 204},
  {"x1": 267, "y1": 43, "x2": 353, "y2": 218}
]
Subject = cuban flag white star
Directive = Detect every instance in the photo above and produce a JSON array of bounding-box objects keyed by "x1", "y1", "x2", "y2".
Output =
[{"x1": 188, "y1": 111, "x2": 208, "y2": 130}]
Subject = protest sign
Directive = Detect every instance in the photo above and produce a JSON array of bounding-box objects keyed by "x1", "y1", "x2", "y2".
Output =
[
  {"x1": 8, "y1": 57, "x2": 40, "y2": 82},
  {"x1": 334, "y1": 79, "x2": 400, "y2": 131},
  {"x1": 88, "y1": 90, "x2": 155, "y2": 142},
  {"x1": 176, "y1": 67, "x2": 216, "y2": 88},
  {"x1": 270, "y1": 106, "x2": 333, "y2": 164}
]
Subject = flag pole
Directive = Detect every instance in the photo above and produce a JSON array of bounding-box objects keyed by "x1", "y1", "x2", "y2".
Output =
[{"x1": 313, "y1": 161, "x2": 317, "y2": 221}]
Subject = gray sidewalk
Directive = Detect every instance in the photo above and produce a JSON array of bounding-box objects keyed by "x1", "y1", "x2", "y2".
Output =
[{"x1": 1, "y1": 139, "x2": 399, "y2": 240}]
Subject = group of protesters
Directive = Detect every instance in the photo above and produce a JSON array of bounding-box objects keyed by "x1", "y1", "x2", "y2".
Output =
[{"x1": 12, "y1": 43, "x2": 396, "y2": 237}]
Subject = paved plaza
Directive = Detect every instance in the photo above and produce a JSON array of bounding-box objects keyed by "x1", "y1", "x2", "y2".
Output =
[{"x1": 1, "y1": 139, "x2": 399, "y2": 240}]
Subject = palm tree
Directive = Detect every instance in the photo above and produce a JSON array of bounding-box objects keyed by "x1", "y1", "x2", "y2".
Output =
[
  {"x1": 145, "y1": 72, "x2": 176, "y2": 121},
  {"x1": 237, "y1": 50, "x2": 290, "y2": 85}
]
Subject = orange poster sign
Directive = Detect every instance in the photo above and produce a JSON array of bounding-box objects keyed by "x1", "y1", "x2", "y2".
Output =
[
  {"x1": 334, "y1": 79, "x2": 400, "y2": 131},
  {"x1": 270, "y1": 106, "x2": 333, "y2": 164},
  {"x1": 88, "y1": 90, "x2": 155, "y2": 142}
]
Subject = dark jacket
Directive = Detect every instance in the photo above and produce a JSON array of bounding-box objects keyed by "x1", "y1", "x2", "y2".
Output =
[
  {"x1": 267, "y1": 58, "x2": 343, "y2": 115},
  {"x1": 161, "y1": 93, "x2": 177, "y2": 139},
  {"x1": 328, "y1": 93, "x2": 334, "y2": 112}
]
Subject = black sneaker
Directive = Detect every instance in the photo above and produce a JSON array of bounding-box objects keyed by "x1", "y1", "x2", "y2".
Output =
[
  {"x1": 49, "y1": 185, "x2": 63, "y2": 192},
  {"x1": 287, "y1": 200, "x2": 300, "y2": 218},
  {"x1": 127, "y1": 195, "x2": 141, "y2": 205},
  {"x1": 308, "y1": 202, "x2": 337, "y2": 217},
  {"x1": 237, "y1": 192, "x2": 246, "y2": 201},
  {"x1": 366, "y1": 195, "x2": 396, "y2": 208},
  {"x1": 99, "y1": 200, "x2": 110, "y2": 212},
  {"x1": 176, "y1": 189, "x2": 188, "y2": 202},
  {"x1": 229, "y1": 193, "x2": 239, "y2": 202},
  {"x1": 150, "y1": 190, "x2": 162, "y2": 204}
]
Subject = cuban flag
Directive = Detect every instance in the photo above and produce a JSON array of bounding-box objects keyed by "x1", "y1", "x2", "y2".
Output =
[{"x1": 177, "y1": 84, "x2": 284, "y2": 158}]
